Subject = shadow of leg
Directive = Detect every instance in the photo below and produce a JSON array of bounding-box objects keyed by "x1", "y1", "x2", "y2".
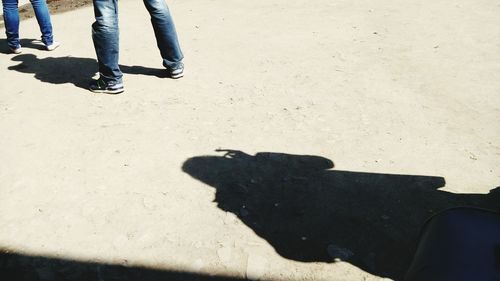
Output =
[{"x1": 120, "y1": 65, "x2": 168, "y2": 78}]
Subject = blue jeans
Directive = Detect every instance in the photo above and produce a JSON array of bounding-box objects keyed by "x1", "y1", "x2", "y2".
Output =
[
  {"x1": 2, "y1": 0, "x2": 54, "y2": 49},
  {"x1": 92, "y1": 0, "x2": 183, "y2": 83}
]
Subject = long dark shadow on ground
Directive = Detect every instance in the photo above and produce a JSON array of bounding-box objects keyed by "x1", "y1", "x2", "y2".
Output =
[
  {"x1": 182, "y1": 150, "x2": 499, "y2": 280},
  {"x1": 1, "y1": 47, "x2": 167, "y2": 90},
  {"x1": 0, "y1": 251, "x2": 246, "y2": 281},
  {"x1": 6, "y1": 53, "x2": 97, "y2": 90}
]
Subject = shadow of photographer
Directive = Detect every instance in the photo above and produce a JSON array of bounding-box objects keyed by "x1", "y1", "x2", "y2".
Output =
[{"x1": 182, "y1": 149, "x2": 499, "y2": 280}]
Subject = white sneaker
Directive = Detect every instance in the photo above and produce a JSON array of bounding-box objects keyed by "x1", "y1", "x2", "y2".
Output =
[
  {"x1": 169, "y1": 62, "x2": 184, "y2": 79},
  {"x1": 46, "y1": 41, "x2": 61, "y2": 51},
  {"x1": 9, "y1": 46, "x2": 22, "y2": 54}
]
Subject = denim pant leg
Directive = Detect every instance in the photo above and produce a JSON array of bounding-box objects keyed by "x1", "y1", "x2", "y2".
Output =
[
  {"x1": 29, "y1": 0, "x2": 53, "y2": 45},
  {"x1": 143, "y1": 0, "x2": 183, "y2": 69},
  {"x1": 2, "y1": 0, "x2": 21, "y2": 49},
  {"x1": 92, "y1": 0, "x2": 122, "y2": 83}
]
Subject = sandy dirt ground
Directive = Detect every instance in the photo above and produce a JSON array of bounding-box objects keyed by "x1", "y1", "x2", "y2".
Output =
[{"x1": 0, "y1": 0, "x2": 499, "y2": 280}]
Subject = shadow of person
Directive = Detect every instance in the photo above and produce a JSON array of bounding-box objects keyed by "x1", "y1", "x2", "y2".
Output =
[
  {"x1": 182, "y1": 150, "x2": 499, "y2": 280},
  {"x1": 6, "y1": 54, "x2": 169, "y2": 90},
  {"x1": 8, "y1": 54, "x2": 97, "y2": 90}
]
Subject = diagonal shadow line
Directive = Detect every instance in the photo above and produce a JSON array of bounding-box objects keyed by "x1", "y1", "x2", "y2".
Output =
[{"x1": 0, "y1": 251, "x2": 248, "y2": 281}]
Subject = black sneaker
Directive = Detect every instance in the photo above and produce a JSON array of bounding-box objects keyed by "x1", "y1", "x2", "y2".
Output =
[
  {"x1": 168, "y1": 62, "x2": 184, "y2": 79},
  {"x1": 89, "y1": 78, "x2": 124, "y2": 94}
]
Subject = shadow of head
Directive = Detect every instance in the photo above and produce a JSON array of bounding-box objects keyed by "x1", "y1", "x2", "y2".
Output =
[
  {"x1": 188, "y1": 149, "x2": 335, "y2": 186},
  {"x1": 8, "y1": 54, "x2": 97, "y2": 89},
  {"x1": 182, "y1": 150, "x2": 496, "y2": 279}
]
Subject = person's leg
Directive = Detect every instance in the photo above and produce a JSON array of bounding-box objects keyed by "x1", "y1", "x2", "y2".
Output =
[
  {"x1": 143, "y1": 0, "x2": 183, "y2": 71},
  {"x1": 29, "y1": 0, "x2": 54, "y2": 46},
  {"x1": 91, "y1": 0, "x2": 122, "y2": 84},
  {"x1": 2, "y1": 0, "x2": 21, "y2": 50}
]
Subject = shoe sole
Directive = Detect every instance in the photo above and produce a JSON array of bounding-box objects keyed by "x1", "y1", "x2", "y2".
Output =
[
  {"x1": 171, "y1": 72, "x2": 184, "y2": 79},
  {"x1": 46, "y1": 43, "x2": 60, "y2": 51},
  {"x1": 89, "y1": 88, "x2": 124, "y2": 94}
]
